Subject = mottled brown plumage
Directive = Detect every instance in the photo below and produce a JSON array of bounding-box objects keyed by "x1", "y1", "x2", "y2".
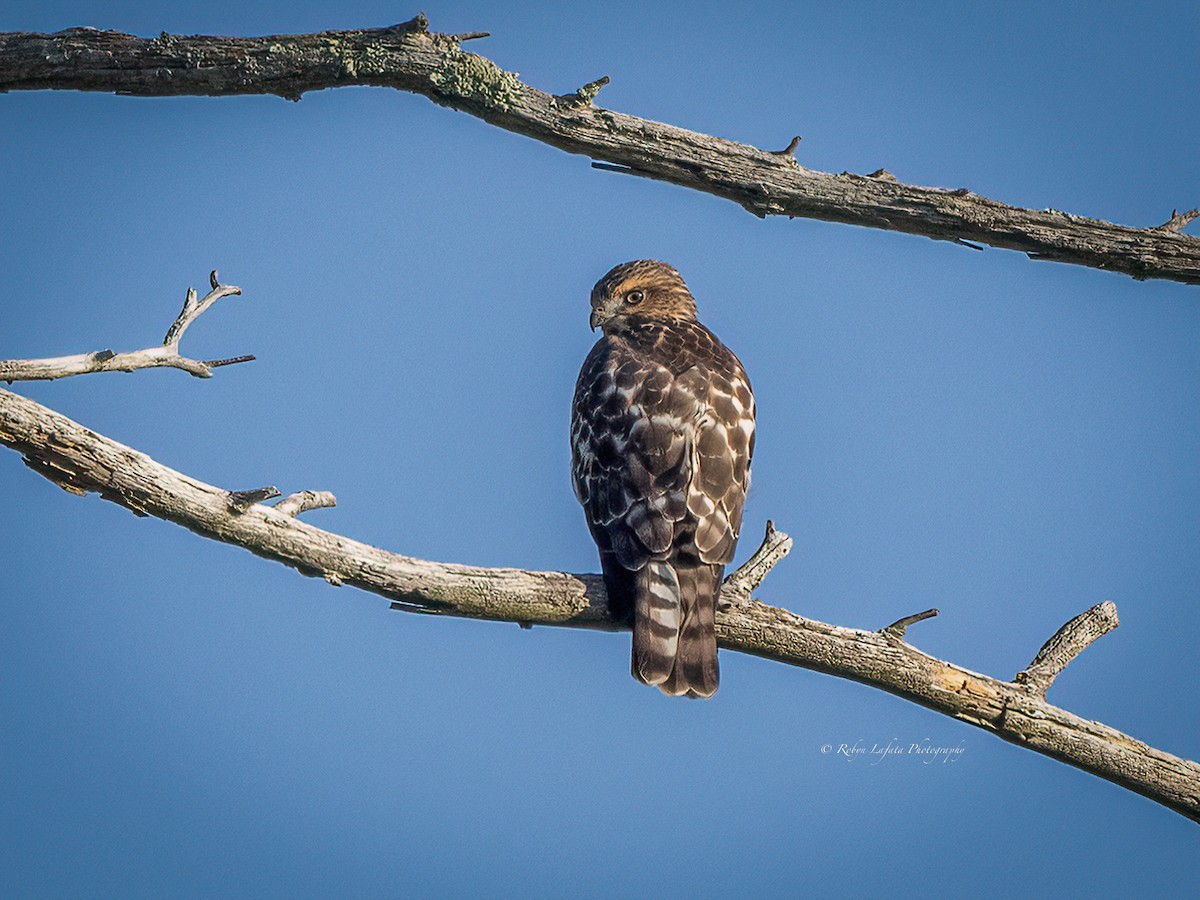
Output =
[{"x1": 571, "y1": 260, "x2": 756, "y2": 697}]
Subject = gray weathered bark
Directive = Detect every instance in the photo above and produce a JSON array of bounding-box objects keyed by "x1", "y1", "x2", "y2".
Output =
[
  {"x1": 0, "y1": 272, "x2": 252, "y2": 381},
  {"x1": 1, "y1": 16, "x2": 1197, "y2": 284},
  {"x1": 1, "y1": 383, "x2": 1197, "y2": 822}
]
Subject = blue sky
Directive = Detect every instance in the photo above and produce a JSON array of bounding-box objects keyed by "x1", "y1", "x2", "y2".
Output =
[{"x1": 2, "y1": 1, "x2": 1197, "y2": 896}]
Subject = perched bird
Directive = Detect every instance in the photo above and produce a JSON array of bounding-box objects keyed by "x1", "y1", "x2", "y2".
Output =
[{"x1": 571, "y1": 260, "x2": 756, "y2": 697}]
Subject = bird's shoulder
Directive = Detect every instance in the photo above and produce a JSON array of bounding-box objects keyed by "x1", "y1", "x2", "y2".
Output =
[
  {"x1": 574, "y1": 320, "x2": 753, "y2": 432},
  {"x1": 584, "y1": 318, "x2": 743, "y2": 378}
]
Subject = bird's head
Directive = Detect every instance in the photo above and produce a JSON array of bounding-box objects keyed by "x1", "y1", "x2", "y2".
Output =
[{"x1": 588, "y1": 260, "x2": 698, "y2": 331}]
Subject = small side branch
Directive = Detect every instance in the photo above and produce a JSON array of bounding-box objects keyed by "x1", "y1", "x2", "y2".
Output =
[
  {"x1": 274, "y1": 490, "x2": 338, "y2": 517},
  {"x1": 0, "y1": 270, "x2": 252, "y2": 382},
  {"x1": 721, "y1": 520, "x2": 793, "y2": 603},
  {"x1": 553, "y1": 75, "x2": 609, "y2": 109},
  {"x1": 1156, "y1": 209, "x2": 1200, "y2": 233},
  {"x1": 772, "y1": 135, "x2": 802, "y2": 158},
  {"x1": 1016, "y1": 601, "x2": 1120, "y2": 695},
  {"x1": 881, "y1": 607, "x2": 940, "y2": 639}
]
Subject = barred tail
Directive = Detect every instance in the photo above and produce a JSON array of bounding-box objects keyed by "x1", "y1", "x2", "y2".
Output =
[
  {"x1": 631, "y1": 561, "x2": 680, "y2": 687},
  {"x1": 661, "y1": 563, "x2": 721, "y2": 699},
  {"x1": 632, "y1": 560, "x2": 722, "y2": 699}
]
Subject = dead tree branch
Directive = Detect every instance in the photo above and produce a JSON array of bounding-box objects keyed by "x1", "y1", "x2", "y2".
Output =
[
  {"x1": 1, "y1": 386, "x2": 1196, "y2": 821},
  {"x1": 0, "y1": 20, "x2": 1196, "y2": 284},
  {"x1": 721, "y1": 520, "x2": 793, "y2": 603},
  {"x1": 1015, "y1": 601, "x2": 1120, "y2": 695},
  {"x1": 0, "y1": 271, "x2": 251, "y2": 382},
  {"x1": 882, "y1": 607, "x2": 941, "y2": 638},
  {"x1": 274, "y1": 490, "x2": 338, "y2": 517}
]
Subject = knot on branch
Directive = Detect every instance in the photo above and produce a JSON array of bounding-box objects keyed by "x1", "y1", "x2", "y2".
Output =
[
  {"x1": 227, "y1": 485, "x2": 280, "y2": 513},
  {"x1": 553, "y1": 75, "x2": 610, "y2": 109},
  {"x1": 386, "y1": 14, "x2": 429, "y2": 35}
]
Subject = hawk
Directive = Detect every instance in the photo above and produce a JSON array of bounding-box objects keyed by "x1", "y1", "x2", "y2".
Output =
[{"x1": 571, "y1": 260, "x2": 756, "y2": 698}]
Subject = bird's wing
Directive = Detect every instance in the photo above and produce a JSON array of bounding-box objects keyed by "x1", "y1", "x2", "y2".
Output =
[
  {"x1": 677, "y1": 350, "x2": 756, "y2": 566},
  {"x1": 571, "y1": 337, "x2": 698, "y2": 570}
]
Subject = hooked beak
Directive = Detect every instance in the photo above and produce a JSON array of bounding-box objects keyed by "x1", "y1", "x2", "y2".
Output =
[{"x1": 589, "y1": 309, "x2": 605, "y2": 331}]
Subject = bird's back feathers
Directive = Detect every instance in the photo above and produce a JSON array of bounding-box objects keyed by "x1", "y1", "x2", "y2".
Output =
[{"x1": 572, "y1": 308, "x2": 754, "y2": 698}]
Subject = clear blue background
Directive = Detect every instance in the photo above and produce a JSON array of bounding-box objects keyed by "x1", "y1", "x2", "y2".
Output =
[{"x1": 2, "y1": 1, "x2": 1197, "y2": 896}]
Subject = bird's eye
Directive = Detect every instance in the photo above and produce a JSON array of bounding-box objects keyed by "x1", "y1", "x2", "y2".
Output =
[{"x1": 626, "y1": 290, "x2": 645, "y2": 306}]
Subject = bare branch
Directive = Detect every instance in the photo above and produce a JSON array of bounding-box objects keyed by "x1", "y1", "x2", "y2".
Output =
[
  {"x1": 2, "y1": 386, "x2": 1197, "y2": 822},
  {"x1": 0, "y1": 25, "x2": 1196, "y2": 284},
  {"x1": 772, "y1": 135, "x2": 803, "y2": 158},
  {"x1": 1156, "y1": 208, "x2": 1200, "y2": 234},
  {"x1": 161, "y1": 270, "x2": 240, "y2": 347},
  {"x1": 228, "y1": 486, "x2": 281, "y2": 513},
  {"x1": 274, "y1": 490, "x2": 338, "y2": 517},
  {"x1": 881, "y1": 607, "x2": 940, "y2": 638},
  {"x1": 0, "y1": 271, "x2": 251, "y2": 382},
  {"x1": 203, "y1": 355, "x2": 257, "y2": 369},
  {"x1": 721, "y1": 520, "x2": 793, "y2": 603},
  {"x1": 1016, "y1": 601, "x2": 1120, "y2": 695}
]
